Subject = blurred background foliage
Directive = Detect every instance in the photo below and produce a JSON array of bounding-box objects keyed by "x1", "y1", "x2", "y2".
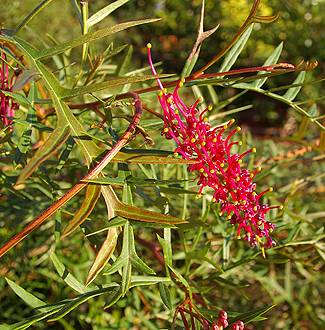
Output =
[
  {"x1": 0, "y1": 1, "x2": 324, "y2": 330},
  {"x1": 1, "y1": 0, "x2": 324, "y2": 128}
]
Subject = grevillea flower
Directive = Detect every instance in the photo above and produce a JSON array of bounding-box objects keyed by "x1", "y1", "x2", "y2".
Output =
[
  {"x1": 0, "y1": 48, "x2": 19, "y2": 128},
  {"x1": 147, "y1": 43, "x2": 282, "y2": 248}
]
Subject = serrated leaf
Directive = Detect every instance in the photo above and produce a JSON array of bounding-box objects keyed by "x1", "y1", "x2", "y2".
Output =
[
  {"x1": 50, "y1": 253, "x2": 88, "y2": 293},
  {"x1": 253, "y1": 42, "x2": 283, "y2": 88},
  {"x1": 283, "y1": 71, "x2": 306, "y2": 101},
  {"x1": 16, "y1": 124, "x2": 70, "y2": 184},
  {"x1": 88, "y1": 0, "x2": 129, "y2": 27},
  {"x1": 36, "y1": 19, "x2": 160, "y2": 59},
  {"x1": 5, "y1": 278, "x2": 45, "y2": 308},
  {"x1": 86, "y1": 228, "x2": 119, "y2": 285},
  {"x1": 62, "y1": 184, "x2": 102, "y2": 238},
  {"x1": 219, "y1": 24, "x2": 254, "y2": 73}
]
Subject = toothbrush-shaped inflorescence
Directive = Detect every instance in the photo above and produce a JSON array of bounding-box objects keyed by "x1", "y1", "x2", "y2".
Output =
[
  {"x1": 147, "y1": 43, "x2": 281, "y2": 248},
  {"x1": 0, "y1": 48, "x2": 19, "y2": 128}
]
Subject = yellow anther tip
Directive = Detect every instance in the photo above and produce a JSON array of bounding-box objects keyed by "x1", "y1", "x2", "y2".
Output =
[
  {"x1": 252, "y1": 147, "x2": 257, "y2": 153},
  {"x1": 208, "y1": 105, "x2": 213, "y2": 111},
  {"x1": 220, "y1": 163, "x2": 225, "y2": 168},
  {"x1": 147, "y1": 43, "x2": 152, "y2": 49},
  {"x1": 203, "y1": 117, "x2": 208, "y2": 122},
  {"x1": 191, "y1": 138, "x2": 196, "y2": 143},
  {"x1": 196, "y1": 194, "x2": 202, "y2": 199},
  {"x1": 163, "y1": 127, "x2": 169, "y2": 133},
  {"x1": 236, "y1": 126, "x2": 241, "y2": 132},
  {"x1": 210, "y1": 169, "x2": 215, "y2": 174},
  {"x1": 199, "y1": 168, "x2": 204, "y2": 173},
  {"x1": 173, "y1": 152, "x2": 178, "y2": 157},
  {"x1": 269, "y1": 187, "x2": 274, "y2": 192},
  {"x1": 238, "y1": 141, "x2": 243, "y2": 146},
  {"x1": 279, "y1": 205, "x2": 284, "y2": 210}
]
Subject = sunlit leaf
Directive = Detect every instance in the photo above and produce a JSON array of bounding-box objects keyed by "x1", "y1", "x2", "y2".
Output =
[
  {"x1": 88, "y1": 0, "x2": 129, "y2": 27},
  {"x1": 36, "y1": 19, "x2": 160, "y2": 59},
  {"x1": 50, "y1": 253, "x2": 88, "y2": 293},
  {"x1": 5, "y1": 278, "x2": 45, "y2": 308}
]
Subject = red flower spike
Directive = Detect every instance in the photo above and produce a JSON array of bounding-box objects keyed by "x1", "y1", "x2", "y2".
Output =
[
  {"x1": 147, "y1": 44, "x2": 279, "y2": 249},
  {"x1": 0, "y1": 48, "x2": 19, "y2": 129}
]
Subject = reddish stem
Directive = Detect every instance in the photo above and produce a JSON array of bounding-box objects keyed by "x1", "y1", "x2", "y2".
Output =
[{"x1": 0, "y1": 92, "x2": 143, "y2": 258}]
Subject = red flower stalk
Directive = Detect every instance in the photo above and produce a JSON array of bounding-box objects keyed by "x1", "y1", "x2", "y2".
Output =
[
  {"x1": 0, "y1": 48, "x2": 19, "y2": 128},
  {"x1": 147, "y1": 43, "x2": 281, "y2": 248}
]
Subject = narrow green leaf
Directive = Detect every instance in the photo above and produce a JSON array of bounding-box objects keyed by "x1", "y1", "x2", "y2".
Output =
[
  {"x1": 86, "y1": 228, "x2": 119, "y2": 285},
  {"x1": 61, "y1": 75, "x2": 158, "y2": 100},
  {"x1": 50, "y1": 253, "x2": 88, "y2": 294},
  {"x1": 12, "y1": 0, "x2": 55, "y2": 35},
  {"x1": 168, "y1": 266, "x2": 190, "y2": 289},
  {"x1": 253, "y1": 42, "x2": 283, "y2": 88},
  {"x1": 48, "y1": 285, "x2": 120, "y2": 321},
  {"x1": 130, "y1": 276, "x2": 171, "y2": 288},
  {"x1": 231, "y1": 304, "x2": 276, "y2": 324},
  {"x1": 112, "y1": 151, "x2": 198, "y2": 165},
  {"x1": 283, "y1": 71, "x2": 306, "y2": 101},
  {"x1": 36, "y1": 19, "x2": 160, "y2": 59},
  {"x1": 88, "y1": 0, "x2": 129, "y2": 27},
  {"x1": 219, "y1": 24, "x2": 254, "y2": 73},
  {"x1": 70, "y1": 0, "x2": 82, "y2": 25},
  {"x1": 159, "y1": 283, "x2": 172, "y2": 309},
  {"x1": 1, "y1": 91, "x2": 32, "y2": 106},
  {"x1": 5, "y1": 278, "x2": 45, "y2": 308},
  {"x1": 116, "y1": 45, "x2": 133, "y2": 76},
  {"x1": 115, "y1": 202, "x2": 186, "y2": 225},
  {"x1": 16, "y1": 124, "x2": 70, "y2": 184},
  {"x1": 62, "y1": 184, "x2": 102, "y2": 238}
]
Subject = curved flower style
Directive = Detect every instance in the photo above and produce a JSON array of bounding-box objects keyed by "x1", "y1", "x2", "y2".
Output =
[
  {"x1": 147, "y1": 43, "x2": 281, "y2": 248},
  {"x1": 0, "y1": 48, "x2": 19, "y2": 128}
]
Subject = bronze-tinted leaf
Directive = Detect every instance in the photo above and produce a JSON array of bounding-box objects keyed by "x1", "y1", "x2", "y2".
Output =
[
  {"x1": 86, "y1": 228, "x2": 119, "y2": 285},
  {"x1": 61, "y1": 184, "x2": 102, "y2": 239}
]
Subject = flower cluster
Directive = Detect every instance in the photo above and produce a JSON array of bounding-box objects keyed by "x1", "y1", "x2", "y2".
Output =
[
  {"x1": 1, "y1": 48, "x2": 19, "y2": 128},
  {"x1": 147, "y1": 44, "x2": 280, "y2": 248},
  {"x1": 211, "y1": 310, "x2": 245, "y2": 330}
]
